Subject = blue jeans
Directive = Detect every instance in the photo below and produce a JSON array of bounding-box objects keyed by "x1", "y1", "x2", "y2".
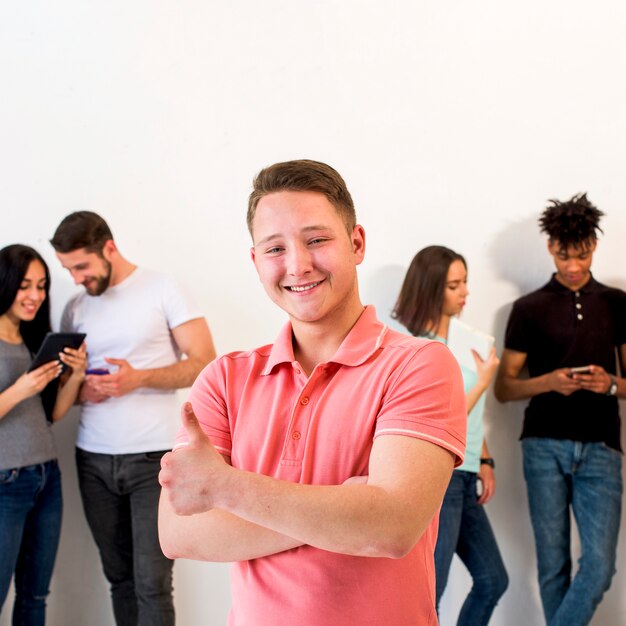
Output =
[
  {"x1": 522, "y1": 438, "x2": 622, "y2": 626},
  {"x1": 76, "y1": 449, "x2": 174, "y2": 626},
  {"x1": 0, "y1": 460, "x2": 63, "y2": 626},
  {"x1": 434, "y1": 471, "x2": 508, "y2": 626}
]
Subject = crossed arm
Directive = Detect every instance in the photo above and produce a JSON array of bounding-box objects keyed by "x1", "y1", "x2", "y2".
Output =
[
  {"x1": 158, "y1": 404, "x2": 456, "y2": 562},
  {"x1": 81, "y1": 318, "x2": 215, "y2": 402}
]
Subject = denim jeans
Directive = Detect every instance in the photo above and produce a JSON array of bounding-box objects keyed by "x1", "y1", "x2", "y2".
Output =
[
  {"x1": 0, "y1": 460, "x2": 63, "y2": 626},
  {"x1": 75, "y1": 449, "x2": 174, "y2": 626},
  {"x1": 434, "y1": 471, "x2": 508, "y2": 626},
  {"x1": 522, "y1": 438, "x2": 622, "y2": 626}
]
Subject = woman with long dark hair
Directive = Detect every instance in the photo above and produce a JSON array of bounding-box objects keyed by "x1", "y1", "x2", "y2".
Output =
[
  {"x1": 393, "y1": 246, "x2": 508, "y2": 626},
  {"x1": 0, "y1": 244, "x2": 86, "y2": 625}
]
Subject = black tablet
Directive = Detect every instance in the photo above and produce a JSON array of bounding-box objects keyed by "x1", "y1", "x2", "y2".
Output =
[{"x1": 28, "y1": 332, "x2": 86, "y2": 372}]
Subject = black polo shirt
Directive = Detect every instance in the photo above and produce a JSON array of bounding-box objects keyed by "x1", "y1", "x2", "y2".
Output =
[{"x1": 504, "y1": 274, "x2": 626, "y2": 451}]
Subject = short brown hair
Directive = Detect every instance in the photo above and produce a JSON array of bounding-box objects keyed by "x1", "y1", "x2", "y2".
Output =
[
  {"x1": 50, "y1": 211, "x2": 113, "y2": 254},
  {"x1": 247, "y1": 160, "x2": 356, "y2": 236}
]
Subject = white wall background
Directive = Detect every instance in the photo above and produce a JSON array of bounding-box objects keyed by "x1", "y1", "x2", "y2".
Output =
[{"x1": 1, "y1": 1, "x2": 625, "y2": 625}]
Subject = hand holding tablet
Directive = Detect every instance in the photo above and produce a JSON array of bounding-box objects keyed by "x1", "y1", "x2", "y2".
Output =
[{"x1": 28, "y1": 332, "x2": 87, "y2": 373}]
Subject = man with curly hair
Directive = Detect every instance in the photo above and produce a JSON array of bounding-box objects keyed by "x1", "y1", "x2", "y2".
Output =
[{"x1": 495, "y1": 193, "x2": 625, "y2": 626}]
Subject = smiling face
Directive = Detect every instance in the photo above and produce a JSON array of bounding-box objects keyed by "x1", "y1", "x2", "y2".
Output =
[
  {"x1": 441, "y1": 259, "x2": 468, "y2": 318},
  {"x1": 55, "y1": 245, "x2": 113, "y2": 296},
  {"x1": 250, "y1": 190, "x2": 366, "y2": 331},
  {"x1": 548, "y1": 238, "x2": 595, "y2": 291},
  {"x1": 7, "y1": 260, "x2": 47, "y2": 324}
]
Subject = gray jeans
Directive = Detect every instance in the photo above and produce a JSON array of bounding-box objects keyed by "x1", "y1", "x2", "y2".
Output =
[{"x1": 76, "y1": 448, "x2": 174, "y2": 626}]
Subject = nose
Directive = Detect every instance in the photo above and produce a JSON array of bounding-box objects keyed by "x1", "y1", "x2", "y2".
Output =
[
  {"x1": 70, "y1": 270, "x2": 83, "y2": 285},
  {"x1": 565, "y1": 258, "x2": 581, "y2": 272},
  {"x1": 286, "y1": 243, "x2": 313, "y2": 277},
  {"x1": 26, "y1": 286, "x2": 43, "y2": 301}
]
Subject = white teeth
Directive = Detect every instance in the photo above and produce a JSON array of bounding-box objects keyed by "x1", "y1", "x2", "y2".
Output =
[{"x1": 289, "y1": 282, "x2": 320, "y2": 292}]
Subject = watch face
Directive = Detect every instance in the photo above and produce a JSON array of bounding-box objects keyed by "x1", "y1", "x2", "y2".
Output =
[{"x1": 610, "y1": 383, "x2": 618, "y2": 396}]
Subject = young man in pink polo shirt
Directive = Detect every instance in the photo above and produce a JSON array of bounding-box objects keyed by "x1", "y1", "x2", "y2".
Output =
[{"x1": 158, "y1": 160, "x2": 466, "y2": 625}]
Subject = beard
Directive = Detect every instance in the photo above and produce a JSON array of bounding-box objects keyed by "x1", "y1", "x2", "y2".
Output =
[{"x1": 84, "y1": 259, "x2": 112, "y2": 296}]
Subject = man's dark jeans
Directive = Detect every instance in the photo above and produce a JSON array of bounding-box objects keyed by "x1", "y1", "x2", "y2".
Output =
[{"x1": 76, "y1": 448, "x2": 174, "y2": 626}]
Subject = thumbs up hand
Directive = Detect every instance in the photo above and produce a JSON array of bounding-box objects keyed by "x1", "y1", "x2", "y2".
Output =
[{"x1": 159, "y1": 402, "x2": 230, "y2": 516}]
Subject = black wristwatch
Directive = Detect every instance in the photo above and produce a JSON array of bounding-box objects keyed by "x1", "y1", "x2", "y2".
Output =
[
  {"x1": 606, "y1": 375, "x2": 618, "y2": 397},
  {"x1": 480, "y1": 457, "x2": 495, "y2": 469}
]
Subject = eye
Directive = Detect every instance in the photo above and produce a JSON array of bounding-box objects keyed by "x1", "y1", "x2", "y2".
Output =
[
  {"x1": 265, "y1": 246, "x2": 284, "y2": 255},
  {"x1": 308, "y1": 237, "x2": 329, "y2": 246}
]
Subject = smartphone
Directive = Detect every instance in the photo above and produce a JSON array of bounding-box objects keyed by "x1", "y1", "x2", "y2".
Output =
[
  {"x1": 86, "y1": 368, "x2": 110, "y2": 376},
  {"x1": 569, "y1": 366, "x2": 592, "y2": 376}
]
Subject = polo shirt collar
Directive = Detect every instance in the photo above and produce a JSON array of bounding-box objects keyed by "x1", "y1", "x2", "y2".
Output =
[
  {"x1": 547, "y1": 272, "x2": 600, "y2": 294},
  {"x1": 262, "y1": 305, "x2": 387, "y2": 375}
]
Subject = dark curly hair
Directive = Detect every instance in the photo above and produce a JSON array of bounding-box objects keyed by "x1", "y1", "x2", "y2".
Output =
[{"x1": 538, "y1": 193, "x2": 604, "y2": 247}]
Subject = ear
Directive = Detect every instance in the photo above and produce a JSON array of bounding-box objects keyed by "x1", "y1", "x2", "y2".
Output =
[
  {"x1": 250, "y1": 246, "x2": 263, "y2": 276},
  {"x1": 351, "y1": 224, "x2": 366, "y2": 266},
  {"x1": 101, "y1": 239, "x2": 117, "y2": 260}
]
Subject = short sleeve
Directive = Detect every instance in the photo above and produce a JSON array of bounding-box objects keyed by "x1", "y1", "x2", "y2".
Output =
[
  {"x1": 176, "y1": 358, "x2": 232, "y2": 456},
  {"x1": 504, "y1": 300, "x2": 530, "y2": 354},
  {"x1": 161, "y1": 274, "x2": 204, "y2": 331},
  {"x1": 374, "y1": 341, "x2": 467, "y2": 467},
  {"x1": 613, "y1": 290, "x2": 626, "y2": 347},
  {"x1": 60, "y1": 297, "x2": 77, "y2": 333}
]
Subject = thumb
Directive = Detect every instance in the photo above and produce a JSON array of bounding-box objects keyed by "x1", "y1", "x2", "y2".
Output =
[
  {"x1": 181, "y1": 402, "x2": 206, "y2": 443},
  {"x1": 105, "y1": 357, "x2": 127, "y2": 366}
]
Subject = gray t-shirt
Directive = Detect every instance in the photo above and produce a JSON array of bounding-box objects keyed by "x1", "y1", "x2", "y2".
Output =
[{"x1": 0, "y1": 340, "x2": 57, "y2": 470}]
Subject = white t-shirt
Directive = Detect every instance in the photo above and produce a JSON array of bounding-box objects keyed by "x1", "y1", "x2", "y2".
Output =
[{"x1": 61, "y1": 267, "x2": 202, "y2": 454}]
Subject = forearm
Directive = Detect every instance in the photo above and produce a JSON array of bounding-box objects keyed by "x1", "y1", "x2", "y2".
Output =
[
  {"x1": 495, "y1": 372, "x2": 550, "y2": 402},
  {"x1": 214, "y1": 453, "x2": 452, "y2": 559},
  {"x1": 158, "y1": 492, "x2": 303, "y2": 561},
  {"x1": 481, "y1": 440, "x2": 490, "y2": 458},
  {"x1": 0, "y1": 385, "x2": 24, "y2": 420},
  {"x1": 52, "y1": 375, "x2": 83, "y2": 421},
  {"x1": 136, "y1": 356, "x2": 209, "y2": 391},
  {"x1": 613, "y1": 375, "x2": 626, "y2": 399},
  {"x1": 466, "y1": 382, "x2": 487, "y2": 414}
]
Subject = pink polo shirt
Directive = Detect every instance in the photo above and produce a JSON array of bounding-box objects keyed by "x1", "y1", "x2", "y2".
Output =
[{"x1": 184, "y1": 306, "x2": 466, "y2": 626}]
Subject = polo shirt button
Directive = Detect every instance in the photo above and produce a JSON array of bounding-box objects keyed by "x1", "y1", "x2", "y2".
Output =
[
  {"x1": 576, "y1": 303, "x2": 582, "y2": 309},
  {"x1": 300, "y1": 397, "x2": 309, "y2": 405},
  {"x1": 292, "y1": 431, "x2": 301, "y2": 440},
  {"x1": 294, "y1": 368, "x2": 301, "y2": 375},
  {"x1": 575, "y1": 291, "x2": 580, "y2": 298},
  {"x1": 577, "y1": 314, "x2": 583, "y2": 320}
]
